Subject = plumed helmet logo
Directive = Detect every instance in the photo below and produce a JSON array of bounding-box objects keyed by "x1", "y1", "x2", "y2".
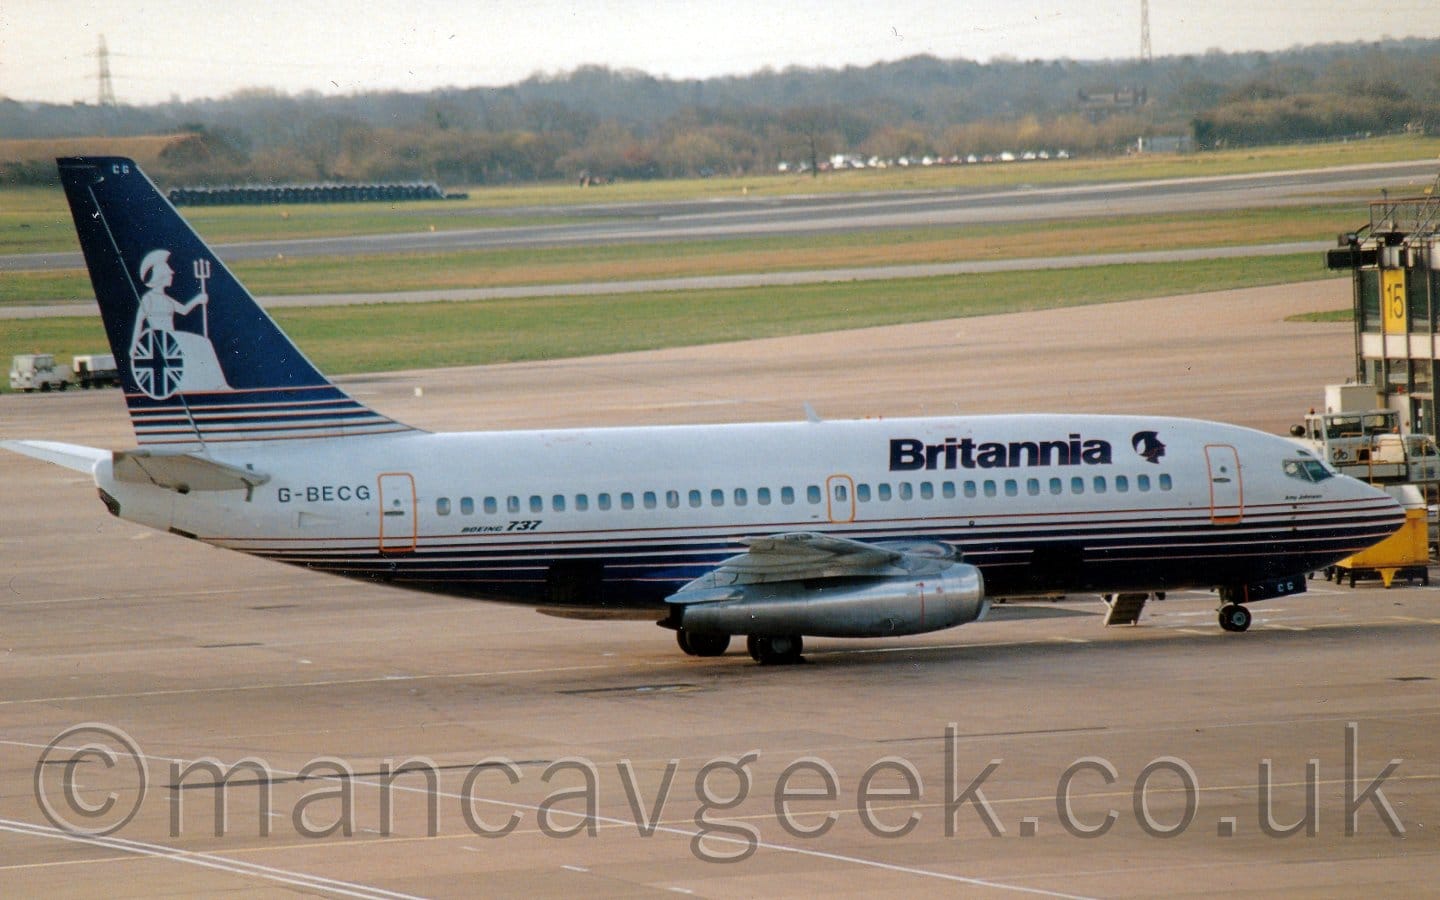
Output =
[{"x1": 1131, "y1": 430, "x2": 1165, "y2": 464}]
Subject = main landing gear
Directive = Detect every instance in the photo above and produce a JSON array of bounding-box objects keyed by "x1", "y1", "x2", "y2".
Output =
[
  {"x1": 675, "y1": 629, "x2": 804, "y2": 664},
  {"x1": 675, "y1": 629, "x2": 730, "y2": 657},
  {"x1": 1217, "y1": 603, "x2": 1252, "y2": 633},
  {"x1": 747, "y1": 634, "x2": 804, "y2": 665}
]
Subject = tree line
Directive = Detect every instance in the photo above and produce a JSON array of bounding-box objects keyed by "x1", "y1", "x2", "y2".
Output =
[{"x1": 2, "y1": 38, "x2": 1437, "y2": 187}]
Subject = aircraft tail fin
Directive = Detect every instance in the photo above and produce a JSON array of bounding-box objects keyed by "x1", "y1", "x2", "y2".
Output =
[{"x1": 56, "y1": 156, "x2": 418, "y2": 449}]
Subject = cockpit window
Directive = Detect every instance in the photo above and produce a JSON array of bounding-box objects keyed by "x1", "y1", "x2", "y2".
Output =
[{"x1": 1284, "y1": 459, "x2": 1333, "y2": 483}]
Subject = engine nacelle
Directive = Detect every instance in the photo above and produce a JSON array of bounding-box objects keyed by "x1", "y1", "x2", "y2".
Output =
[{"x1": 669, "y1": 564, "x2": 985, "y2": 638}]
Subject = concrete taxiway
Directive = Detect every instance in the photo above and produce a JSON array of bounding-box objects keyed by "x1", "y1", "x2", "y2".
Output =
[{"x1": 2, "y1": 282, "x2": 1437, "y2": 897}]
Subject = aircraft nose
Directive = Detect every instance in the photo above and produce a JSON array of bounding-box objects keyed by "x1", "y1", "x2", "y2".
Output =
[{"x1": 1362, "y1": 481, "x2": 1408, "y2": 538}]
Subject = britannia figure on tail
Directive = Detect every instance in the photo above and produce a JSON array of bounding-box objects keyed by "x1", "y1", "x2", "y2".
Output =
[{"x1": 129, "y1": 248, "x2": 231, "y2": 398}]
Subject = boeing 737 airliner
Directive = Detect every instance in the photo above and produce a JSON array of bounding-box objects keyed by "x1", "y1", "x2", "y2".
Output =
[{"x1": 3, "y1": 157, "x2": 1404, "y2": 663}]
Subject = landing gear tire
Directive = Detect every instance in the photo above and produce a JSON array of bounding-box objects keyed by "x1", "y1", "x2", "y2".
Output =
[
  {"x1": 1218, "y1": 604, "x2": 1252, "y2": 633},
  {"x1": 746, "y1": 634, "x2": 804, "y2": 665},
  {"x1": 677, "y1": 629, "x2": 730, "y2": 657}
]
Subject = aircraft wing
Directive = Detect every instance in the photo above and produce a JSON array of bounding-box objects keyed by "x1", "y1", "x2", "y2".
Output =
[
  {"x1": 673, "y1": 531, "x2": 959, "y2": 595},
  {"x1": 112, "y1": 450, "x2": 269, "y2": 495}
]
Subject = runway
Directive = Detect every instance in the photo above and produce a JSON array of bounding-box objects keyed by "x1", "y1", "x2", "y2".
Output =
[
  {"x1": 2, "y1": 283, "x2": 1437, "y2": 896},
  {"x1": 4, "y1": 159, "x2": 1434, "y2": 274}
]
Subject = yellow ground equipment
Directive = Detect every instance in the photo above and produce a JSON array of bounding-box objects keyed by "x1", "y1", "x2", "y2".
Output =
[{"x1": 1326, "y1": 486, "x2": 1430, "y2": 588}]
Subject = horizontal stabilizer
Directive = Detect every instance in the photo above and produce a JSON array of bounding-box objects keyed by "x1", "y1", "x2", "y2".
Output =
[
  {"x1": 0, "y1": 440, "x2": 108, "y2": 474},
  {"x1": 112, "y1": 450, "x2": 269, "y2": 495}
]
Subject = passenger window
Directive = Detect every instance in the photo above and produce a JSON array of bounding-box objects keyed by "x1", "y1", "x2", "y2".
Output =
[
  {"x1": 857, "y1": 483, "x2": 872, "y2": 502},
  {"x1": 689, "y1": 489, "x2": 703, "y2": 508},
  {"x1": 757, "y1": 487, "x2": 772, "y2": 505},
  {"x1": 622, "y1": 492, "x2": 635, "y2": 510},
  {"x1": 460, "y1": 497, "x2": 474, "y2": 515},
  {"x1": 575, "y1": 494, "x2": 588, "y2": 511},
  {"x1": 920, "y1": 482, "x2": 934, "y2": 500},
  {"x1": 484, "y1": 497, "x2": 498, "y2": 514},
  {"x1": 879, "y1": 483, "x2": 893, "y2": 501},
  {"x1": 530, "y1": 495, "x2": 543, "y2": 513},
  {"x1": 552, "y1": 494, "x2": 565, "y2": 512},
  {"x1": 781, "y1": 487, "x2": 795, "y2": 505},
  {"x1": 1049, "y1": 478, "x2": 1062, "y2": 495},
  {"x1": 1159, "y1": 474, "x2": 1172, "y2": 491},
  {"x1": 963, "y1": 481, "x2": 976, "y2": 499},
  {"x1": 943, "y1": 481, "x2": 956, "y2": 499},
  {"x1": 1071, "y1": 477, "x2": 1084, "y2": 495},
  {"x1": 507, "y1": 496, "x2": 521, "y2": 514},
  {"x1": 1115, "y1": 476, "x2": 1129, "y2": 493},
  {"x1": 734, "y1": 488, "x2": 747, "y2": 506},
  {"x1": 597, "y1": 493, "x2": 612, "y2": 511},
  {"x1": 983, "y1": 480, "x2": 997, "y2": 498},
  {"x1": 1137, "y1": 475, "x2": 1151, "y2": 492},
  {"x1": 898, "y1": 482, "x2": 913, "y2": 500},
  {"x1": 806, "y1": 486, "x2": 822, "y2": 504},
  {"x1": 1004, "y1": 480, "x2": 1018, "y2": 497},
  {"x1": 643, "y1": 491, "x2": 657, "y2": 509},
  {"x1": 1093, "y1": 477, "x2": 1106, "y2": 495},
  {"x1": 712, "y1": 489, "x2": 725, "y2": 507},
  {"x1": 665, "y1": 490, "x2": 679, "y2": 509},
  {"x1": 834, "y1": 483, "x2": 848, "y2": 502},
  {"x1": 436, "y1": 497, "x2": 451, "y2": 516},
  {"x1": 1027, "y1": 478, "x2": 1041, "y2": 496}
]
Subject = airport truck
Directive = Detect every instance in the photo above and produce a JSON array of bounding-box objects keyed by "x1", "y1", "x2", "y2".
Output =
[
  {"x1": 8, "y1": 353, "x2": 71, "y2": 392},
  {"x1": 72, "y1": 353, "x2": 119, "y2": 389}
]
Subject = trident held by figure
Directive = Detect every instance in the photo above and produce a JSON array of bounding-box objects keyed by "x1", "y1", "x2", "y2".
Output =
[{"x1": 193, "y1": 257, "x2": 212, "y2": 338}]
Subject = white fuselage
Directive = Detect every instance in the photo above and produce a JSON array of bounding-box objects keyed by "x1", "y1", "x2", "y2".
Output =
[{"x1": 94, "y1": 413, "x2": 1402, "y2": 609}]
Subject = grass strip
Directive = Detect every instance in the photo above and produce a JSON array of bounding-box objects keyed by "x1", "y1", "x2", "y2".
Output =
[
  {"x1": 1287, "y1": 309, "x2": 1353, "y2": 322},
  {"x1": 2, "y1": 254, "x2": 1329, "y2": 393}
]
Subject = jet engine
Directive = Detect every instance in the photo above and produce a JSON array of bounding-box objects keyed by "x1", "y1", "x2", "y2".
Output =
[{"x1": 668, "y1": 564, "x2": 985, "y2": 638}]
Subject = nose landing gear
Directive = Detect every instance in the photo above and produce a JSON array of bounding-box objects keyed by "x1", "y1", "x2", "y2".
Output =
[{"x1": 1218, "y1": 603, "x2": 1252, "y2": 632}]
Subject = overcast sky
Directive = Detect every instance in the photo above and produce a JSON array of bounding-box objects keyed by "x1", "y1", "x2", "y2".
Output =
[{"x1": 3, "y1": 0, "x2": 1438, "y2": 106}]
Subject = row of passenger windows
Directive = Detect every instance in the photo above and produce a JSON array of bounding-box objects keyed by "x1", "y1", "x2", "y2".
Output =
[{"x1": 434, "y1": 473, "x2": 1173, "y2": 516}]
